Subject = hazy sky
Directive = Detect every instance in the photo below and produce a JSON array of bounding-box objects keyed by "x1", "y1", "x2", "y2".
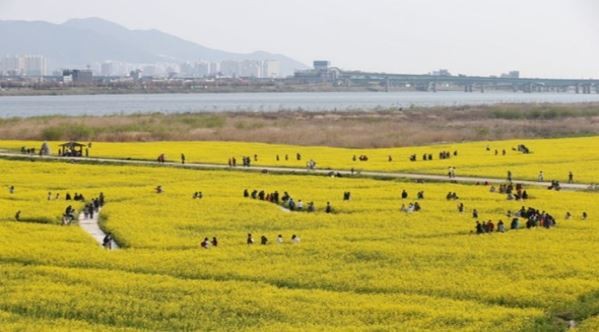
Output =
[{"x1": 1, "y1": 0, "x2": 598, "y2": 78}]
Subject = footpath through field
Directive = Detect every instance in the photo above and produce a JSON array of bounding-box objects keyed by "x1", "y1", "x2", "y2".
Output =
[
  {"x1": 78, "y1": 208, "x2": 118, "y2": 250},
  {"x1": 0, "y1": 152, "x2": 592, "y2": 191}
]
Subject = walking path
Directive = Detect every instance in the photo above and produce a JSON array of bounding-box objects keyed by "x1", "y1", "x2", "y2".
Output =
[
  {"x1": 0, "y1": 152, "x2": 593, "y2": 191},
  {"x1": 78, "y1": 208, "x2": 118, "y2": 250}
]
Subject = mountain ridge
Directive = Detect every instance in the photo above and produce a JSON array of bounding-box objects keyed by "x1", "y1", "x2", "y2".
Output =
[{"x1": 0, "y1": 17, "x2": 307, "y2": 76}]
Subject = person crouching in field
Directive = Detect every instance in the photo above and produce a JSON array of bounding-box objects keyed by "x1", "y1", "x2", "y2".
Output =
[
  {"x1": 325, "y1": 202, "x2": 333, "y2": 213},
  {"x1": 497, "y1": 220, "x2": 505, "y2": 232},
  {"x1": 291, "y1": 234, "x2": 301, "y2": 244},
  {"x1": 475, "y1": 221, "x2": 484, "y2": 234},
  {"x1": 200, "y1": 237, "x2": 210, "y2": 249}
]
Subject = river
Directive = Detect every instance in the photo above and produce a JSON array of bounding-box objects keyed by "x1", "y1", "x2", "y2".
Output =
[{"x1": 1, "y1": 91, "x2": 599, "y2": 117}]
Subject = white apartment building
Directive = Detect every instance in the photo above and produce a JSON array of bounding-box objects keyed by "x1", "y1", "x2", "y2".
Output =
[
  {"x1": 24, "y1": 55, "x2": 47, "y2": 76},
  {"x1": 262, "y1": 60, "x2": 281, "y2": 78},
  {"x1": 239, "y1": 60, "x2": 262, "y2": 78},
  {"x1": 1, "y1": 55, "x2": 47, "y2": 76}
]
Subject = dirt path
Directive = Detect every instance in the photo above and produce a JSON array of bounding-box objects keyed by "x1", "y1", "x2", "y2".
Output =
[
  {"x1": 0, "y1": 152, "x2": 592, "y2": 191},
  {"x1": 78, "y1": 208, "x2": 118, "y2": 250}
]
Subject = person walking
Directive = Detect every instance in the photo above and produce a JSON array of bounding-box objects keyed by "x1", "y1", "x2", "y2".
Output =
[
  {"x1": 103, "y1": 233, "x2": 113, "y2": 249},
  {"x1": 568, "y1": 171, "x2": 574, "y2": 184}
]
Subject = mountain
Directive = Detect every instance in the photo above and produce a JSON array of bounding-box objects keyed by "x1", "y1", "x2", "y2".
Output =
[{"x1": 0, "y1": 17, "x2": 308, "y2": 76}]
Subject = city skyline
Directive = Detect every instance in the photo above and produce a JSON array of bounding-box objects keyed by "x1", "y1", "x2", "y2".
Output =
[
  {"x1": 0, "y1": 55, "x2": 282, "y2": 79},
  {"x1": 0, "y1": 0, "x2": 598, "y2": 78}
]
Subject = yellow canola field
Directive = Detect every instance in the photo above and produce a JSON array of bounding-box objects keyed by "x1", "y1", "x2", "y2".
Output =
[
  {"x1": 0, "y1": 148, "x2": 597, "y2": 330},
  {"x1": 1, "y1": 135, "x2": 599, "y2": 183}
]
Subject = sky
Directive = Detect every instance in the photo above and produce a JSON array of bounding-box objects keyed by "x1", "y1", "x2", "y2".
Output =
[{"x1": 1, "y1": 0, "x2": 598, "y2": 78}]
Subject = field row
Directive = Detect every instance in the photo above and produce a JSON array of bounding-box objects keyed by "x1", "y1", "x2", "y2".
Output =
[{"x1": 2, "y1": 136, "x2": 599, "y2": 183}]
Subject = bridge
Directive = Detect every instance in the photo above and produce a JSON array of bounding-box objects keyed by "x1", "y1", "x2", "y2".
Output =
[
  {"x1": 341, "y1": 71, "x2": 599, "y2": 93},
  {"x1": 292, "y1": 64, "x2": 599, "y2": 93}
]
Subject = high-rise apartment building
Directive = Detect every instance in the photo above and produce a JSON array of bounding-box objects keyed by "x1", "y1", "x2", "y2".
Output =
[
  {"x1": 1, "y1": 55, "x2": 47, "y2": 76},
  {"x1": 101, "y1": 62, "x2": 115, "y2": 76},
  {"x1": 23, "y1": 55, "x2": 47, "y2": 76},
  {"x1": 262, "y1": 60, "x2": 281, "y2": 78},
  {"x1": 240, "y1": 60, "x2": 262, "y2": 78},
  {"x1": 220, "y1": 60, "x2": 240, "y2": 77},
  {"x1": 209, "y1": 62, "x2": 219, "y2": 76}
]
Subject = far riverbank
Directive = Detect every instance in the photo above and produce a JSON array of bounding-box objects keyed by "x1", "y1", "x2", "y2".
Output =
[{"x1": 0, "y1": 103, "x2": 597, "y2": 148}]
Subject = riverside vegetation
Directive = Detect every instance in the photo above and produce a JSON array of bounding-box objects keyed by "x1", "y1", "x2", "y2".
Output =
[
  {"x1": 0, "y1": 103, "x2": 598, "y2": 147},
  {"x1": 0, "y1": 137, "x2": 598, "y2": 330}
]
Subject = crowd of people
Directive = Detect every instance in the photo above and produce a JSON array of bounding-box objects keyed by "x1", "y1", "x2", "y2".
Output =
[
  {"x1": 64, "y1": 192, "x2": 86, "y2": 201},
  {"x1": 62, "y1": 192, "x2": 105, "y2": 225},
  {"x1": 409, "y1": 150, "x2": 457, "y2": 162},
  {"x1": 10, "y1": 188, "x2": 106, "y2": 225},
  {"x1": 199, "y1": 233, "x2": 301, "y2": 249},
  {"x1": 490, "y1": 183, "x2": 529, "y2": 200},
  {"x1": 475, "y1": 206, "x2": 557, "y2": 234},
  {"x1": 226, "y1": 153, "x2": 315, "y2": 169},
  {"x1": 488, "y1": 144, "x2": 531, "y2": 155},
  {"x1": 246, "y1": 233, "x2": 300, "y2": 246},
  {"x1": 439, "y1": 151, "x2": 457, "y2": 159},
  {"x1": 399, "y1": 190, "x2": 424, "y2": 212},
  {"x1": 20, "y1": 146, "x2": 37, "y2": 155},
  {"x1": 7, "y1": 143, "x2": 594, "y2": 253},
  {"x1": 242, "y1": 188, "x2": 331, "y2": 213},
  {"x1": 82, "y1": 193, "x2": 105, "y2": 220}
]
